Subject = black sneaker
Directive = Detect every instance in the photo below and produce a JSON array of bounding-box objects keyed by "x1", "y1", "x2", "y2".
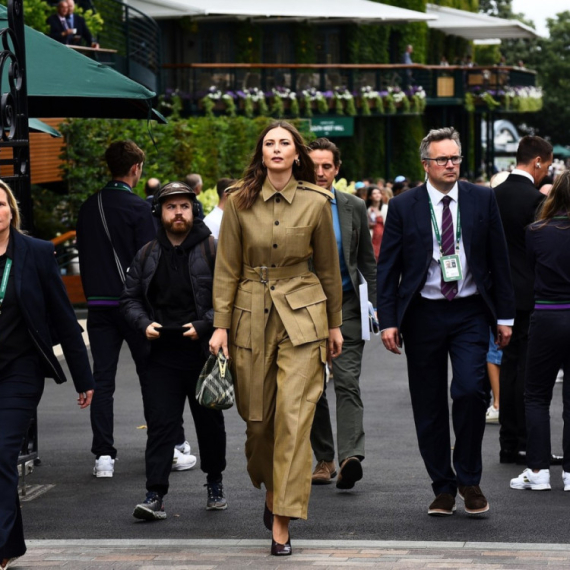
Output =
[
  {"x1": 205, "y1": 481, "x2": 227, "y2": 510},
  {"x1": 133, "y1": 491, "x2": 166, "y2": 520}
]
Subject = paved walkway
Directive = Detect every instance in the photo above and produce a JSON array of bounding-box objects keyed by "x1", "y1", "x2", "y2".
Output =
[{"x1": 15, "y1": 539, "x2": 570, "y2": 569}]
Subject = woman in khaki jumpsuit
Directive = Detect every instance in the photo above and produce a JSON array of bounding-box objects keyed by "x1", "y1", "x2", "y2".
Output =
[{"x1": 209, "y1": 121, "x2": 343, "y2": 555}]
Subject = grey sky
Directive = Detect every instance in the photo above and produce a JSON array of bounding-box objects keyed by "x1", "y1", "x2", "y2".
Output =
[{"x1": 511, "y1": 0, "x2": 567, "y2": 37}]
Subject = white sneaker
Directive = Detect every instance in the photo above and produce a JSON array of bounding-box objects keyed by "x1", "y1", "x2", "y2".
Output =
[
  {"x1": 556, "y1": 369, "x2": 564, "y2": 383},
  {"x1": 172, "y1": 447, "x2": 197, "y2": 471},
  {"x1": 563, "y1": 471, "x2": 570, "y2": 491},
  {"x1": 175, "y1": 440, "x2": 192, "y2": 456},
  {"x1": 510, "y1": 468, "x2": 551, "y2": 490},
  {"x1": 486, "y1": 405, "x2": 499, "y2": 424},
  {"x1": 93, "y1": 455, "x2": 115, "y2": 478}
]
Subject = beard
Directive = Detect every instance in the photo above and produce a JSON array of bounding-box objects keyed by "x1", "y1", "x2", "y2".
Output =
[{"x1": 163, "y1": 217, "x2": 192, "y2": 234}]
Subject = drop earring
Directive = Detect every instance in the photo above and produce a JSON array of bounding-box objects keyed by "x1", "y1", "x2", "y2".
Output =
[{"x1": 295, "y1": 158, "x2": 300, "y2": 166}]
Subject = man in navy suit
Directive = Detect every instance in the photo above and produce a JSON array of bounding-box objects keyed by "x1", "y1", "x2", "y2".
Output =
[
  {"x1": 47, "y1": 1, "x2": 73, "y2": 44},
  {"x1": 377, "y1": 127, "x2": 515, "y2": 516},
  {"x1": 66, "y1": 0, "x2": 99, "y2": 48}
]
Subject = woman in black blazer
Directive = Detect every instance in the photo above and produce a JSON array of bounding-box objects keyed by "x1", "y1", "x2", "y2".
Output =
[
  {"x1": 0, "y1": 181, "x2": 94, "y2": 569},
  {"x1": 510, "y1": 171, "x2": 570, "y2": 492}
]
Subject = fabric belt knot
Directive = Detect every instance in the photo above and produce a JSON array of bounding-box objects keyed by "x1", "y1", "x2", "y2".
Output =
[{"x1": 241, "y1": 261, "x2": 310, "y2": 421}]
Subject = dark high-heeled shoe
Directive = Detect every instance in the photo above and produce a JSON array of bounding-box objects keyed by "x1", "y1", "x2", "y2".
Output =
[
  {"x1": 263, "y1": 502, "x2": 273, "y2": 531},
  {"x1": 271, "y1": 535, "x2": 292, "y2": 556}
]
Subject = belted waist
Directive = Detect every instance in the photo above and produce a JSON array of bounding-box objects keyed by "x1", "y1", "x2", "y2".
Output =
[
  {"x1": 242, "y1": 260, "x2": 309, "y2": 422},
  {"x1": 242, "y1": 261, "x2": 310, "y2": 283}
]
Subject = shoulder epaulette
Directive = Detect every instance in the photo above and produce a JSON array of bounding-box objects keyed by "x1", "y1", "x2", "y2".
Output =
[
  {"x1": 225, "y1": 180, "x2": 245, "y2": 195},
  {"x1": 297, "y1": 181, "x2": 334, "y2": 201}
]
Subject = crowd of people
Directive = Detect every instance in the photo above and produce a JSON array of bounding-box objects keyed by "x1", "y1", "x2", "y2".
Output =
[{"x1": 2, "y1": 124, "x2": 570, "y2": 568}]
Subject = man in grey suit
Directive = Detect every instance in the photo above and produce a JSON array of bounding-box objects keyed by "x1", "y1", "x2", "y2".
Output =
[{"x1": 308, "y1": 138, "x2": 377, "y2": 489}]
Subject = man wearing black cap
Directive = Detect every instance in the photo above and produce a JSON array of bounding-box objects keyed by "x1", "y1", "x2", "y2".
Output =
[{"x1": 121, "y1": 182, "x2": 227, "y2": 520}]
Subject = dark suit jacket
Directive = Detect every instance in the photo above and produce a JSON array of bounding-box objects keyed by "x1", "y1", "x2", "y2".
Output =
[
  {"x1": 47, "y1": 14, "x2": 69, "y2": 44},
  {"x1": 12, "y1": 229, "x2": 94, "y2": 393},
  {"x1": 494, "y1": 173, "x2": 544, "y2": 311},
  {"x1": 67, "y1": 14, "x2": 94, "y2": 46},
  {"x1": 376, "y1": 182, "x2": 515, "y2": 332},
  {"x1": 335, "y1": 190, "x2": 377, "y2": 304}
]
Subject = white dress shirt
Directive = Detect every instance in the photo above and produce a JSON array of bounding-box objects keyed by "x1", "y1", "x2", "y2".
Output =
[
  {"x1": 420, "y1": 181, "x2": 477, "y2": 300},
  {"x1": 420, "y1": 181, "x2": 514, "y2": 326},
  {"x1": 203, "y1": 206, "x2": 224, "y2": 239},
  {"x1": 510, "y1": 168, "x2": 534, "y2": 184}
]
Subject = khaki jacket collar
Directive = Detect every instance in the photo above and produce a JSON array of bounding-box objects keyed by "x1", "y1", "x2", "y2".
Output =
[{"x1": 261, "y1": 176, "x2": 297, "y2": 204}]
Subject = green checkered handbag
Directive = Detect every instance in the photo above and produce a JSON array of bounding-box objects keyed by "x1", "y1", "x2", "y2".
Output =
[{"x1": 196, "y1": 351, "x2": 234, "y2": 410}]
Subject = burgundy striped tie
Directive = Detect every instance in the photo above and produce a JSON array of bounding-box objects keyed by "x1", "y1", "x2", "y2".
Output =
[{"x1": 440, "y1": 196, "x2": 457, "y2": 301}]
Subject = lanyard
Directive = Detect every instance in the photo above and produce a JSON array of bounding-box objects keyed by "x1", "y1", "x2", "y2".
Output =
[
  {"x1": 428, "y1": 195, "x2": 461, "y2": 255},
  {"x1": 0, "y1": 258, "x2": 12, "y2": 312},
  {"x1": 103, "y1": 181, "x2": 132, "y2": 192}
]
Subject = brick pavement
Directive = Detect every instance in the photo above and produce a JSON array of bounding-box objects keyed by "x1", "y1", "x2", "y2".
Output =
[{"x1": 13, "y1": 540, "x2": 570, "y2": 569}]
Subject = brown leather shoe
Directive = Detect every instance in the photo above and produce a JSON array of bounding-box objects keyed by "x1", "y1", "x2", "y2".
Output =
[
  {"x1": 428, "y1": 493, "x2": 456, "y2": 516},
  {"x1": 312, "y1": 460, "x2": 337, "y2": 485},
  {"x1": 458, "y1": 485, "x2": 489, "y2": 514},
  {"x1": 336, "y1": 457, "x2": 363, "y2": 489}
]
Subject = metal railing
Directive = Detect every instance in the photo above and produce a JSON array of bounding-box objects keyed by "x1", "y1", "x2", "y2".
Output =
[{"x1": 90, "y1": 0, "x2": 161, "y2": 92}]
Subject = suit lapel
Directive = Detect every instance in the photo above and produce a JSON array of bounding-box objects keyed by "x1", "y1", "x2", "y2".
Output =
[
  {"x1": 458, "y1": 183, "x2": 474, "y2": 260},
  {"x1": 413, "y1": 185, "x2": 433, "y2": 267},
  {"x1": 335, "y1": 190, "x2": 353, "y2": 269}
]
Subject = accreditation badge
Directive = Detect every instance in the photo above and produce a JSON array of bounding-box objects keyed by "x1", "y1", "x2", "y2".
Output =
[{"x1": 440, "y1": 254, "x2": 462, "y2": 282}]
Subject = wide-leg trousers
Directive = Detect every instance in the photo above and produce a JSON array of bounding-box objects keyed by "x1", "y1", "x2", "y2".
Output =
[
  {"x1": 0, "y1": 356, "x2": 44, "y2": 560},
  {"x1": 232, "y1": 306, "x2": 326, "y2": 519},
  {"x1": 525, "y1": 310, "x2": 570, "y2": 471}
]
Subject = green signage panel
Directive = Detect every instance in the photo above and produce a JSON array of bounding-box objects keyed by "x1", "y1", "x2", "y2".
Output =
[{"x1": 310, "y1": 117, "x2": 354, "y2": 138}]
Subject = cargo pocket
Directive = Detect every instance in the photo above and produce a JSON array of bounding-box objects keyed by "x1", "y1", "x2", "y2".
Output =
[
  {"x1": 230, "y1": 288, "x2": 252, "y2": 349},
  {"x1": 285, "y1": 284, "x2": 328, "y2": 343}
]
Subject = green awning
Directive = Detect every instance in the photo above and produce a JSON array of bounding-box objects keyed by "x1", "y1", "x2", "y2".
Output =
[
  {"x1": 0, "y1": 5, "x2": 163, "y2": 122},
  {"x1": 28, "y1": 118, "x2": 62, "y2": 137},
  {"x1": 552, "y1": 145, "x2": 570, "y2": 158}
]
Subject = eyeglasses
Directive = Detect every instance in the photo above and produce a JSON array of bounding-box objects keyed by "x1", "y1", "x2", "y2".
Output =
[{"x1": 424, "y1": 156, "x2": 463, "y2": 166}]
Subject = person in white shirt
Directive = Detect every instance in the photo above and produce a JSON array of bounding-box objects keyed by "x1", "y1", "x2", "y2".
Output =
[{"x1": 203, "y1": 178, "x2": 235, "y2": 239}]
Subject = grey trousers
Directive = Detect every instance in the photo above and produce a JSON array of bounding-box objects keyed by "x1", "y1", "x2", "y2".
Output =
[{"x1": 310, "y1": 290, "x2": 365, "y2": 464}]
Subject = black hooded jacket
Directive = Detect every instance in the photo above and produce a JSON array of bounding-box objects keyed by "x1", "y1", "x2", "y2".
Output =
[{"x1": 120, "y1": 219, "x2": 215, "y2": 357}]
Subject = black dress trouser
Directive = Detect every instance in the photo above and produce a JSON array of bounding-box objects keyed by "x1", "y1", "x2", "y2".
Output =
[
  {"x1": 525, "y1": 310, "x2": 570, "y2": 471},
  {"x1": 140, "y1": 357, "x2": 227, "y2": 496},
  {"x1": 0, "y1": 356, "x2": 44, "y2": 560},
  {"x1": 499, "y1": 310, "x2": 530, "y2": 454}
]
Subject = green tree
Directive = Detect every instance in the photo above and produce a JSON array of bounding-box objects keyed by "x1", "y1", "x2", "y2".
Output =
[
  {"x1": 520, "y1": 11, "x2": 570, "y2": 144},
  {"x1": 478, "y1": 0, "x2": 513, "y2": 18},
  {"x1": 0, "y1": 0, "x2": 51, "y2": 33}
]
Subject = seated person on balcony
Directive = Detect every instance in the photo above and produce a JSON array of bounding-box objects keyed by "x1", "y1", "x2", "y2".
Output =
[
  {"x1": 47, "y1": 1, "x2": 74, "y2": 44},
  {"x1": 66, "y1": 0, "x2": 99, "y2": 48}
]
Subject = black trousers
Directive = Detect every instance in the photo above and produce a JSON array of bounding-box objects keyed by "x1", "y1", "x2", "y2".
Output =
[
  {"x1": 402, "y1": 296, "x2": 490, "y2": 496},
  {"x1": 87, "y1": 307, "x2": 149, "y2": 459},
  {"x1": 0, "y1": 356, "x2": 44, "y2": 560},
  {"x1": 141, "y1": 358, "x2": 227, "y2": 496},
  {"x1": 499, "y1": 309, "x2": 530, "y2": 454},
  {"x1": 525, "y1": 310, "x2": 570, "y2": 471}
]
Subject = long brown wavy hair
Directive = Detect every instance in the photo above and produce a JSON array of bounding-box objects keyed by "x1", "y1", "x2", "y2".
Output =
[
  {"x1": 233, "y1": 121, "x2": 316, "y2": 210},
  {"x1": 533, "y1": 171, "x2": 570, "y2": 230}
]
